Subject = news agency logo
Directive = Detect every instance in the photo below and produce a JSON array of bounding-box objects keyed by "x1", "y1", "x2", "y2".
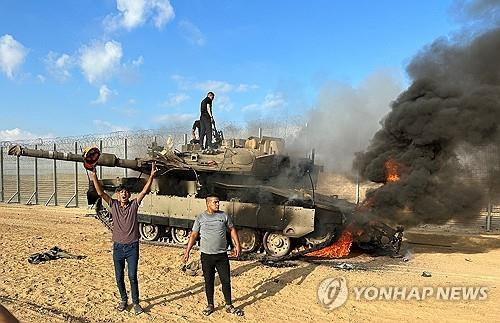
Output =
[
  {"x1": 353, "y1": 286, "x2": 489, "y2": 301},
  {"x1": 317, "y1": 277, "x2": 349, "y2": 310},
  {"x1": 317, "y1": 277, "x2": 489, "y2": 311}
]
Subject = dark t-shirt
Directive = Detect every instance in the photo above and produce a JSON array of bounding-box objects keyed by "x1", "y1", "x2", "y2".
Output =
[
  {"x1": 200, "y1": 97, "x2": 212, "y2": 118},
  {"x1": 109, "y1": 198, "x2": 140, "y2": 244}
]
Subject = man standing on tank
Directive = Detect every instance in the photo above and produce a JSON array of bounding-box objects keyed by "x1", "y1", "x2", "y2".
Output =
[
  {"x1": 90, "y1": 162, "x2": 157, "y2": 315},
  {"x1": 199, "y1": 91, "x2": 215, "y2": 149}
]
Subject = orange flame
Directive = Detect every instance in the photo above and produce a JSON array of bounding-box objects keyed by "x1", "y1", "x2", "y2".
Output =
[
  {"x1": 306, "y1": 230, "x2": 353, "y2": 258},
  {"x1": 385, "y1": 159, "x2": 401, "y2": 182}
]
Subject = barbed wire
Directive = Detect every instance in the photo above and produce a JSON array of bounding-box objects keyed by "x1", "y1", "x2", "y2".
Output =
[{"x1": 0, "y1": 119, "x2": 305, "y2": 148}]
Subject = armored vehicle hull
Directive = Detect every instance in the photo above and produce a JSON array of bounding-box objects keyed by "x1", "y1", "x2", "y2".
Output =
[{"x1": 9, "y1": 135, "x2": 401, "y2": 258}]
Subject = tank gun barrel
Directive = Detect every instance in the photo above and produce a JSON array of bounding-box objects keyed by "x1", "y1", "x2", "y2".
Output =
[{"x1": 8, "y1": 145, "x2": 141, "y2": 171}]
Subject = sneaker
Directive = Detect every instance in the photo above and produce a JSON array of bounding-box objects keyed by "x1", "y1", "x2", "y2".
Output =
[
  {"x1": 117, "y1": 300, "x2": 127, "y2": 312},
  {"x1": 133, "y1": 303, "x2": 144, "y2": 315}
]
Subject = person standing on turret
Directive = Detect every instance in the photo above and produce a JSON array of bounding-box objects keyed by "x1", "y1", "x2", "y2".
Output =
[{"x1": 199, "y1": 92, "x2": 215, "y2": 149}]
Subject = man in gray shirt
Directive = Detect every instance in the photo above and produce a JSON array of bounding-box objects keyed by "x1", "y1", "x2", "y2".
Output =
[
  {"x1": 184, "y1": 195, "x2": 244, "y2": 316},
  {"x1": 90, "y1": 162, "x2": 156, "y2": 315}
]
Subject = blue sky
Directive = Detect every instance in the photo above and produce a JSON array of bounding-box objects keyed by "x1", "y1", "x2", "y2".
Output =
[{"x1": 0, "y1": 0, "x2": 465, "y2": 140}]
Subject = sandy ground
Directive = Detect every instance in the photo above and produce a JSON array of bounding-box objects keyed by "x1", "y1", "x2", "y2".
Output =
[{"x1": 0, "y1": 204, "x2": 499, "y2": 323}]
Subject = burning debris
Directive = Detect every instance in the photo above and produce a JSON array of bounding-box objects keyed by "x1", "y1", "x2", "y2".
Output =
[
  {"x1": 306, "y1": 230, "x2": 353, "y2": 258},
  {"x1": 304, "y1": 223, "x2": 404, "y2": 259},
  {"x1": 384, "y1": 159, "x2": 401, "y2": 183}
]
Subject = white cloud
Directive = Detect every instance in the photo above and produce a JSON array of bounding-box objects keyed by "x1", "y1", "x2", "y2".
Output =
[
  {"x1": 0, "y1": 128, "x2": 53, "y2": 142},
  {"x1": 132, "y1": 55, "x2": 144, "y2": 67},
  {"x1": 111, "y1": 106, "x2": 138, "y2": 117},
  {"x1": 152, "y1": 0, "x2": 175, "y2": 28},
  {"x1": 171, "y1": 75, "x2": 259, "y2": 95},
  {"x1": 170, "y1": 74, "x2": 189, "y2": 89},
  {"x1": 214, "y1": 95, "x2": 234, "y2": 112},
  {"x1": 162, "y1": 93, "x2": 190, "y2": 107},
  {"x1": 92, "y1": 84, "x2": 116, "y2": 104},
  {"x1": 37, "y1": 74, "x2": 46, "y2": 83},
  {"x1": 169, "y1": 76, "x2": 258, "y2": 113},
  {"x1": 235, "y1": 84, "x2": 259, "y2": 92},
  {"x1": 45, "y1": 52, "x2": 73, "y2": 81},
  {"x1": 178, "y1": 20, "x2": 206, "y2": 46},
  {"x1": 93, "y1": 119, "x2": 129, "y2": 132},
  {"x1": 0, "y1": 34, "x2": 28, "y2": 79},
  {"x1": 196, "y1": 80, "x2": 234, "y2": 93},
  {"x1": 241, "y1": 103, "x2": 259, "y2": 111},
  {"x1": 105, "y1": 0, "x2": 175, "y2": 31},
  {"x1": 171, "y1": 74, "x2": 184, "y2": 82},
  {"x1": 242, "y1": 92, "x2": 287, "y2": 111},
  {"x1": 111, "y1": 99, "x2": 138, "y2": 116},
  {"x1": 262, "y1": 92, "x2": 286, "y2": 109},
  {"x1": 79, "y1": 40, "x2": 123, "y2": 84},
  {"x1": 155, "y1": 113, "x2": 195, "y2": 124}
]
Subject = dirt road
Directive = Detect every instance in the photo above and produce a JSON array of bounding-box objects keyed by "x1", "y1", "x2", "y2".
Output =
[{"x1": 0, "y1": 204, "x2": 499, "y2": 322}]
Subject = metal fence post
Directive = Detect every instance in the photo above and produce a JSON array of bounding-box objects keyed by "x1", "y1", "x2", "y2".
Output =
[
  {"x1": 34, "y1": 144, "x2": 38, "y2": 204},
  {"x1": 74, "y1": 141, "x2": 78, "y2": 207},
  {"x1": 17, "y1": 156, "x2": 20, "y2": 202},
  {"x1": 99, "y1": 140, "x2": 103, "y2": 178},
  {"x1": 53, "y1": 143, "x2": 57, "y2": 206},
  {"x1": 0, "y1": 146, "x2": 3, "y2": 202},
  {"x1": 124, "y1": 138, "x2": 128, "y2": 178},
  {"x1": 486, "y1": 199, "x2": 492, "y2": 232},
  {"x1": 184, "y1": 134, "x2": 188, "y2": 145},
  {"x1": 258, "y1": 127, "x2": 262, "y2": 139}
]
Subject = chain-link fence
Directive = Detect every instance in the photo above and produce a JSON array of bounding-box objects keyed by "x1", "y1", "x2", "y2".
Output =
[{"x1": 0, "y1": 123, "x2": 498, "y2": 232}]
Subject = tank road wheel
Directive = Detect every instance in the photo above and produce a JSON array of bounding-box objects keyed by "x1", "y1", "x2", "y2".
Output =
[
  {"x1": 304, "y1": 230, "x2": 335, "y2": 247},
  {"x1": 263, "y1": 231, "x2": 292, "y2": 257},
  {"x1": 237, "y1": 228, "x2": 261, "y2": 253},
  {"x1": 171, "y1": 227, "x2": 190, "y2": 245},
  {"x1": 139, "y1": 223, "x2": 161, "y2": 241}
]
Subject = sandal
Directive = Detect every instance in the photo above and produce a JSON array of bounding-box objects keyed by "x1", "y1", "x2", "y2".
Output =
[
  {"x1": 202, "y1": 304, "x2": 214, "y2": 316},
  {"x1": 225, "y1": 304, "x2": 244, "y2": 316}
]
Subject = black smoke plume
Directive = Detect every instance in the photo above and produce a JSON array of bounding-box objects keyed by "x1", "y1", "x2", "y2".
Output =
[{"x1": 354, "y1": 26, "x2": 500, "y2": 227}]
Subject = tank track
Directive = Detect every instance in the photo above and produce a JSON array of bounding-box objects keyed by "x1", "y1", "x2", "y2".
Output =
[
  {"x1": 93, "y1": 207, "x2": 403, "y2": 262},
  {"x1": 92, "y1": 207, "x2": 338, "y2": 261}
]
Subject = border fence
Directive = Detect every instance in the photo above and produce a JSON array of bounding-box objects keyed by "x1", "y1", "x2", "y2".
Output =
[
  {"x1": 0, "y1": 122, "x2": 498, "y2": 232},
  {"x1": 0, "y1": 121, "x2": 302, "y2": 209}
]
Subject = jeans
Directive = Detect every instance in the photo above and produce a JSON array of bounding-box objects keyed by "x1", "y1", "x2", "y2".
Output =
[
  {"x1": 113, "y1": 241, "x2": 139, "y2": 304},
  {"x1": 201, "y1": 252, "x2": 232, "y2": 306}
]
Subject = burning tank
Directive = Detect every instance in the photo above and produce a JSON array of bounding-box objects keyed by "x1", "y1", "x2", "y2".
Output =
[{"x1": 8, "y1": 132, "x2": 403, "y2": 259}]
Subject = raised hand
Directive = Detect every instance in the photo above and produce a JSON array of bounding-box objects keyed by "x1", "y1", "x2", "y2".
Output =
[{"x1": 150, "y1": 161, "x2": 157, "y2": 177}]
